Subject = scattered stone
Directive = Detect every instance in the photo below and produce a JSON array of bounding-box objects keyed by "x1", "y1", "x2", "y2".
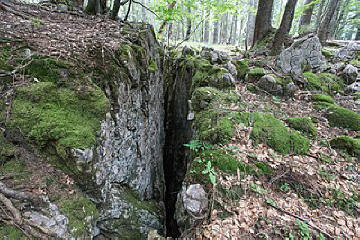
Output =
[
  {"x1": 256, "y1": 74, "x2": 282, "y2": 95},
  {"x1": 182, "y1": 45, "x2": 195, "y2": 56},
  {"x1": 175, "y1": 184, "x2": 208, "y2": 233},
  {"x1": 341, "y1": 64, "x2": 358, "y2": 85}
]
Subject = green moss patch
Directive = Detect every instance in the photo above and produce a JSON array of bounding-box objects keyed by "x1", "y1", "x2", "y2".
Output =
[
  {"x1": 320, "y1": 104, "x2": 360, "y2": 131},
  {"x1": 9, "y1": 81, "x2": 110, "y2": 155},
  {"x1": 194, "y1": 110, "x2": 240, "y2": 145},
  {"x1": 233, "y1": 59, "x2": 249, "y2": 79},
  {"x1": 330, "y1": 136, "x2": 360, "y2": 157},
  {"x1": 0, "y1": 225, "x2": 26, "y2": 240},
  {"x1": 0, "y1": 134, "x2": 17, "y2": 163},
  {"x1": 0, "y1": 160, "x2": 29, "y2": 183},
  {"x1": 191, "y1": 87, "x2": 238, "y2": 112},
  {"x1": 303, "y1": 72, "x2": 344, "y2": 94},
  {"x1": 240, "y1": 112, "x2": 310, "y2": 155},
  {"x1": 287, "y1": 117, "x2": 317, "y2": 137},
  {"x1": 246, "y1": 68, "x2": 266, "y2": 82},
  {"x1": 59, "y1": 196, "x2": 99, "y2": 238},
  {"x1": 311, "y1": 94, "x2": 335, "y2": 104}
]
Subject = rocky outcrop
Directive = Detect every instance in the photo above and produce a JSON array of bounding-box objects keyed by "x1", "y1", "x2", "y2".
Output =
[{"x1": 277, "y1": 34, "x2": 325, "y2": 75}]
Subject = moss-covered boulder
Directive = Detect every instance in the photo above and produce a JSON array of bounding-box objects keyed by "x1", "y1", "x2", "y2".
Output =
[
  {"x1": 246, "y1": 68, "x2": 266, "y2": 82},
  {"x1": 194, "y1": 110, "x2": 240, "y2": 145},
  {"x1": 303, "y1": 72, "x2": 344, "y2": 94},
  {"x1": 311, "y1": 94, "x2": 335, "y2": 104},
  {"x1": 233, "y1": 59, "x2": 249, "y2": 80},
  {"x1": 287, "y1": 117, "x2": 317, "y2": 137},
  {"x1": 239, "y1": 112, "x2": 310, "y2": 155},
  {"x1": 316, "y1": 103, "x2": 360, "y2": 131},
  {"x1": 330, "y1": 136, "x2": 360, "y2": 157},
  {"x1": 191, "y1": 87, "x2": 238, "y2": 112}
]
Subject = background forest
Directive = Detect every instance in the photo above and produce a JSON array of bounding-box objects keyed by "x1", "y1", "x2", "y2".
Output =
[{"x1": 79, "y1": 0, "x2": 359, "y2": 48}]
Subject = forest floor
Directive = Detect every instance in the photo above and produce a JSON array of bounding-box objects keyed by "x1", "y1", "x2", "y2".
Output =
[{"x1": 193, "y1": 83, "x2": 360, "y2": 239}]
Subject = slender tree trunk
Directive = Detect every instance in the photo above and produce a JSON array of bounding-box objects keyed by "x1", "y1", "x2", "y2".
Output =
[
  {"x1": 204, "y1": 13, "x2": 210, "y2": 43},
  {"x1": 318, "y1": 0, "x2": 341, "y2": 44},
  {"x1": 246, "y1": 0, "x2": 257, "y2": 47},
  {"x1": 253, "y1": 0, "x2": 274, "y2": 46},
  {"x1": 299, "y1": 0, "x2": 316, "y2": 33},
  {"x1": 140, "y1": 0, "x2": 146, "y2": 22},
  {"x1": 213, "y1": 20, "x2": 219, "y2": 44},
  {"x1": 220, "y1": 13, "x2": 229, "y2": 44},
  {"x1": 238, "y1": 17, "x2": 244, "y2": 46},
  {"x1": 335, "y1": 1, "x2": 349, "y2": 39},
  {"x1": 185, "y1": 6, "x2": 192, "y2": 40},
  {"x1": 272, "y1": 0, "x2": 298, "y2": 55},
  {"x1": 229, "y1": 14, "x2": 238, "y2": 45},
  {"x1": 315, "y1": 0, "x2": 325, "y2": 30}
]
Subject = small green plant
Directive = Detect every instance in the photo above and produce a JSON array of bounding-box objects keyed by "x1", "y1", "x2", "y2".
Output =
[
  {"x1": 296, "y1": 220, "x2": 310, "y2": 240},
  {"x1": 184, "y1": 140, "x2": 212, "y2": 153},
  {"x1": 319, "y1": 168, "x2": 336, "y2": 182},
  {"x1": 280, "y1": 182, "x2": 291, "y2": 193},
  {"x1": 30, "y1": 17, "x2": 43, "y2": 28},
  {"x1": 265, "y1": 198, "x2": 277, "y2": 207},
  {"x1": 250, "y1": 184, "x2": 268, "y2": 195},
  {"x1": 201, "y1": 161, "x2": 216, "y2": 185}
]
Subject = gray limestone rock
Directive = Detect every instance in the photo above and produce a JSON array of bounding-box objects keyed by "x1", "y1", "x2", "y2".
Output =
[
  {"x1": 225, "y1": 61, "x2": 238, "y2": 78},
  {"x1": 336, "y1": 42, "x2": 360, "y2": 60},
  {"x1": 342, "y1": 64, "x2": 358, "y2": 85},
  {"x1": 175, "y1": 184, "x2": 208, "y2": 234},
  {"x1": 257, "y1": 75, "x2": 283, "y2": 95},
  {"x1": 277, "y1": 34, "x2": 325, "y2": 75}
]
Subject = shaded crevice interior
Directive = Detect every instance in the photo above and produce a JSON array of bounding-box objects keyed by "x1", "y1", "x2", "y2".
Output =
[{"x1": 163, "y1": 62, "x2": 194, "y2": 237}]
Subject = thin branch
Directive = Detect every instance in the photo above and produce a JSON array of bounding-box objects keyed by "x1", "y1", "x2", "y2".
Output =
[
  {"x1": 266, "y1": 202, "x2": 335, "y2": 239},
  {"x1": 124, "y1": 0, "x2": 132, "y2": 22},
  {"x1": 132, "y1": 0, "x2": 158, "y2": 17}
]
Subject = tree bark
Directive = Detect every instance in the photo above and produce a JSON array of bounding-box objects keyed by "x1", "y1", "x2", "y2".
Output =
[
  {"x1": 328, "y1": 0, "x2": 342, "y2": 40},
  {"x1": 213, "y1": 20, "x2": 219, "y2": 44},
  {"x1": 185, "y1": 6, "x2": 192, "y2": 40},
  {"x1": 246, "y1": 0, "x2": 257, "y2": 47},
  {"x1": 271, "y1": 0, "x2": 298, "y2": 55},
  {"x1": 220, "y1": 13, "x2": 229, "y2": 44},
  {"x1": 229, "y1": 14, "x2": 238, "y2": 45},
  {"x1": 85, "y1": 0, "x2": 106, "y2": 15},
  {"x1": 299, "y1": 0, "x2": 316, "y2": 32},
  {"x1": 252, "y1": 0, "x2": 274, "y2": 46},
  {"x1": 140, "y1": 0, "x2": 146, "y2": 22},
  {"x1": 318, "y1": 0, "x2": 341, "y2": 44},
  {"x1": 203, "y1": 13, "x2": 210, "y2": 43},
  {"x1": 315, "y1": 0, "x2": 325, "y2": 30}
]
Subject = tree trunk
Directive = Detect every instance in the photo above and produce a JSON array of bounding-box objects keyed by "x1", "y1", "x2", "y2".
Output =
[
  {"x1": 328, "y1": 1, "x2": 342, "y2": 40},
  {"x1": 140, "y1": 0, "x2": 146, "y2": 22},
  {"x1": 246, "y1": 0, "x2": 257, "y2": 47},
  {"x1": 356, "y1": 26, "x2": 360, "y2": 40},
  {"x1": 229, "y1": 14, "x2": 238, "y2": 45},
  {"x1": 220, "y1": 13, "x2": 229, "y2": 44},
  {"x1": 334, "y1": 0, "x2": 350, "y2": 39},
  {"x1": 203, "y1": 14, "x2": 210, "y2": 43},
  {"x1": 213, "y1": 20, "x2": 219, "y2": 44},
  {"x1": 299, "y1": 0, "x2": 315, "y2": 33},
  {"x1": 185, "y1": 6, "x2": 192, "y2": 40},
  {"x1": 315, "y1": 0, "x2": 325, "y2": 30},
  {"x1": 318, "y1": 0, "x2": 341, "y2": 44},
  {"x1": 253, "y1": 0, "x2": 274, "y2": 46},
  {"x1": 85, "y1": 0, "x2": 106, "y2": 15},
  {"x1": 272, "y1": 0, "x2": 298, "y2": 55}
]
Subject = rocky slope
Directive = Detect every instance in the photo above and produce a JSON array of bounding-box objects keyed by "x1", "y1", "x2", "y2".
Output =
[{"x1": 0, "y1": 2, "x2": 359, "y2": 240}]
